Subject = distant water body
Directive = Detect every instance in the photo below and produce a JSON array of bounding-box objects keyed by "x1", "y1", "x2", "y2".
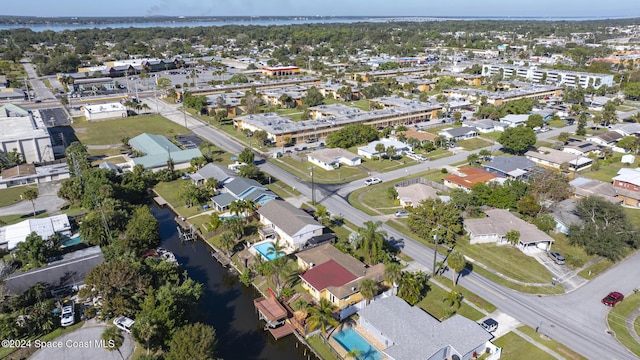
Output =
[{"x1": 0, "y1": 16, "x2": 627, "y2": 32}]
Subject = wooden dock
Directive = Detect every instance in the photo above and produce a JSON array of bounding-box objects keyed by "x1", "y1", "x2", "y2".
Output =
[
  {"x1": 211, "y1": 249, "x2": 231, "y2": 267},
  {"x1": 153, "y1": 196, "x2": 167, "y2": 207},
  {"x1": 268, "y1": 323, "x2": 295, "y2": 340}
]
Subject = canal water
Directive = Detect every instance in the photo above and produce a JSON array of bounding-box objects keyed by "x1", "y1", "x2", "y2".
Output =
[{"x1": 152, "y1": 205, "x2": 310, "y2": 360}]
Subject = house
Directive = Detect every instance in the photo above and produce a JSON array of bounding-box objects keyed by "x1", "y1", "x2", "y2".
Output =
[
  {"x1": 562, "y1": 138, "x2": 602, "y2": 156},
  {"x1": 83, "y1": 102, "x2": 127, "y2": 121},
  {"x1": 464, "y1": 119, "x2": 508, "y2": 133},
  {"x1": 128, "y1": 133, "x2": 203, "y2": 170},
  {"x1": 307, "y1": 148, "x2": 361, "y2": 171},
  {"x1": 525, "y1": 146, "x2": 592, "y2": 172},
  {"x1": 358, "y1": 139, "x2": 411, "y2": 159},
  {"x1": 0, "y1": 214, "x2": 72, "y2": 251},
  {"x1": 98, "y1": 162, "x2": 123, "y2": 174},
  {"x1": 483, "y1": 156, "x2": 536, "y2": 180},
  {"x1": 586, "y1": 131, "x2": 625, "y2": 152},
  {"x1": 612, "y1": 168, "x2": 640, "y2": 206},
  {"x1": 211, "y1": 177, "x2": 277, "y2": 212},
  {"x1": 611, "y1": 123, "x2": 640, "y2": 137},
  {"x1": 3, "y1": 246, "x2": 104, "y2": 296},
  {"x1": 397, "y1": 128, "x2": 438, "y2": 145},
  {"x1": 552, "y1": 199, "x2": 583, "y2": 234},
  {"x1": 257, "y1": 200, "x2": 324, "y2": 251},
  {"x1": 357, "y1": 296, "x2": 500, "y2": 360},
  {"x1": 570, "y1": 177, "x2": 620, "y2": 203},
  {"x1": 297, "y1": 243, "x2": 386, "y2": 309},
  {"x1": 0, "y1": 163, "x2": 70, "y2": 189},
  {"x1": 531, "y1": 108, "x2": 555, "y2": 121},
  {"x1": 444, "y1": 167, "x2": 502, "y2": 191},
  {"x1": 190, "y1": 163, "x2": 235, "y2": 186},
  {"x1": 438, "y1": 127, "x2": 478, "y2": 141},
  {"x1": 395, "y1": 183, "x2": 438, "y2": 207},
  {"x1": 499, "y1": 114, "x2": 529, "y2": 127},
  {"x1": 464, "y1": 208, "x2": 554, "y2": 252}
]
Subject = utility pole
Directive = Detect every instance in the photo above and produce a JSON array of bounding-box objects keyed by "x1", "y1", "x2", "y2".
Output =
[
  {"x1": 432, "y1": 224, "x2": 442, "y2": 277},
  {"x1": 308, "y1": 166, "x2": 315, "y2": 205}
]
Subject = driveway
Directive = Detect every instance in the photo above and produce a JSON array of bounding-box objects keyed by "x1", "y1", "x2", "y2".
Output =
[
  {"x1": 0, "y1": 182, "x2": 67, "y2": 216},
  {"x1": 30, "y1": 320, "x2": 134, "y2": 360}
]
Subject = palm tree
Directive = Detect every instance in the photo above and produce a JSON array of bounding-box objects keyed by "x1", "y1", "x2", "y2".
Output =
[
  {"x1": 315, "y1": 204, "x2": 331, "y2": 227},
  {"x1": 306, "y1": 299, "x2": 339, "y2": 337},
  {"x1": 479, "y1": 149, "x2": 492, "y2": 161},
  {"x1": 446, "y1": 250, "x2": 467, "y2": 285},
  {"x1": 505, "y1": 230, "x2": 520, "y2": 246},
  {"x1": 267, "y1": 239, "x2": 288, "y2": 296},
  {"x1": 132, "y1": 317, "x2": 156, "y2": 355},
  {"x1": 219, "y1": 231, "x2": 236, "y2": 257},
  {"x1": 102, "y1": 325, "x2": 125, "y2": 360},
  {"x1": 375, "y1": 143, "x2": 385, "y2": 161},
  {"x1": 386, "y1": 145, "x2": 397, "y2": 160},
  {"x1": 384, "y1": 262, "x2": 402, "y2": 288},
  {"x1": 442, "y1": 290, "x2": 463, "y2": 309},
  {"x1": 359, "y1": 279, "x2": 378, "y2": 305},
  {"x1": 225, "y1": 217, "x2": 245, "y2": 240},
  {"x1": 357, "y1": 221, "x2": 386, "y2": 264},
  {"x1": 229, "y1": 200, "x2": 245, "y2": 217},
  {"x1": 22, "y1": 189, "x2": 38, "y2": 217}
]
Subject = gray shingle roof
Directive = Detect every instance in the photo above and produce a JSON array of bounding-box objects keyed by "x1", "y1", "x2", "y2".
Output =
[
  {"x1": 484, "y1": 156, "x2": 535, "y2": 174},
  {"x1": 257, "y1": 200, "x2": 323, "y2": 237},
  {"x1": 441, "y1": 127, "x2": 478, "y2": 137},
  {"x1": 211, "y1": 193, "x2": 236, "y2": 208},
  {"x1": 224, "y1": 177, "x2": 265, "y2": 197},
  {"x1": 358, "y1": 296, "x2": 492, "y2": 360},
  {"x1": 193, "y1": 163, "x2": 235, "y2": 183}
]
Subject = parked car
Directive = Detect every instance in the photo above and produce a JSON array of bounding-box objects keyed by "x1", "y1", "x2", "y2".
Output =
[
  {"x1": 547, "y1": 251, "x2": 565, "y2": 265},
  {"x1": 480, "y1": 318, "x2": 498, "y2": 333},
  {"x1": 394, "y1": 210, "x2": 410, "y2": 217},
  {"x1": 113, "y1": 316, "x2": 135, "y2": 333},
  {"x1": 602, "y1": 291, "x2": 624, "y2": 307},
  {"x1": 60, "y1": 299, "x2": 75, "y2": 327},
  {"x1": 364, "y1": 177, "x2": 382, "y2": 186}
]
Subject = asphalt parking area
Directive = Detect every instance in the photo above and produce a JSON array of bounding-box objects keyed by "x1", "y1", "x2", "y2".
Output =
[{"x1": 30, "y1": 321, "x2": 134, "y2": 360}]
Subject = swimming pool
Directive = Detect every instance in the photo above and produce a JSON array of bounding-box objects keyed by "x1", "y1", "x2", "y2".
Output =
[
  {"x1": 332, "y1": 328, "x2": 383, "y2": 360},
  {"x1": 61, "y1": 236, "x2": 82, "y2": 247},
  {"x1": 253, "y1": 242, "x2": 284, "y2": 261}
]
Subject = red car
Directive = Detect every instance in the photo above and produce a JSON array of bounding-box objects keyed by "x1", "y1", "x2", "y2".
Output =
[{"x1": 602, "y1": 291, "x2": 624, "y2": 307}]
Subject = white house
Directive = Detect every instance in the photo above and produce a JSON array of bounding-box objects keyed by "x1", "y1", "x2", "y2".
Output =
[
  {"x1": 82, "y1": 102, "x2": 127, "y2": 121},
  {"x1": 439, "y1": 127, "x2": 478, "y2": 141},
  {"x1": 499, "y1": 114, "x2": 529, "y2": 127},
  {"x1": 464, "y1": 119, "x2": 508, "y2": 133},
  {"x1": 0, "y1": 214, "x2": 72, "y2": 251},
  {"x1": 358, "y1": 139, "x2": 411, "y2": 159},
  {"x1": 256, "y1": 200, "x2": 324, "y2": 251},
  {"x1": 307, "y1": 148, "x2": 361, "y2": 171}
]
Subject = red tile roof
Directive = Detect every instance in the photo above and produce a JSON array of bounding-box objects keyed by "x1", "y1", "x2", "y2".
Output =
[
  {"x1": 300, "y1": 259, "x2": 357, "y2": 291},
  {"x1": 444, "y1": 167, "x2": 500, "y2": 189}
]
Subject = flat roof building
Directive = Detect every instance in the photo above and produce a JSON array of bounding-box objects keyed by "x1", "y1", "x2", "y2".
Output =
[
  {"x1": 82, "y1": 102, "x2": 127, "y2": 121},
  {"x1": 0, "y1": 104, "x2": 54, "y2": 164}
]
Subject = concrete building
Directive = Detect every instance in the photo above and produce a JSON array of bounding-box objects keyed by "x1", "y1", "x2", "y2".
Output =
[
  {"x1": 128, "y1": 133, "x2": 203, "y2": 170},
  {"x1": 0, "y1": 163, "x2": 70, "y2": 189},
  {"x1": 261, "y1": 66, "x2": 300, "y2": 77},
  {"x1": 82, "y1": 102, "x2": 127, "y2": 121},
  {"x1": 0, "y1": 104, "x2": 54, "y2": 164},
  {"x1": 307, "y1": 148, "x2": 361, "y2": 171},
  {"x1": 0, "y1": 214, "x2": 71, "y2": 251},
  {"x1": 358, "y1": 139, "x2": 411, "y2": 159},
  {"x1": 482, "y1": 63, "x2": 614, "y2": 89}
]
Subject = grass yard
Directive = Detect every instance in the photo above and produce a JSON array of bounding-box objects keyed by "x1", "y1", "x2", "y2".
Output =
[
  {"x1": 87, "y1": 147, "x2": 124, "y2": 157},
  {"x1": 307, "y1": 335, "x2": 340, "y2": 360},
  {"x1": 275, "y1": 107, "x2": 305, "y2": 121},
  {"x1": 582, "y1": 154, "x2": 639, "y2": 183},
  {"x1": 424, "y1": 123, "x2": 462, "y2": 135},
  {"x1": 578, "y1": 257, "x2": 613, "y2": 279},
  {"x1": 0, "y1": 185, "x2": 38, "y2": 207},
  {"x1": 457, "y1": 138, "x2": 493, "y2": 151},
  {"x1": 547, "y1": 118, "x2": 568, "y2": 128},
  {"x1": 265, "y1": 181, "x2": 302, "y2": 198},
  {"x1": 153, "y1": 179, "x2": 209, "y2": 218},
  {"x1": 324, "y1": 97, "x2": 372, "y2": 112},
  {"x1": 91, "y1": 156, "x2": 127, "y2": 166},
  {"x1": 0, "y1": 212, "x2": 49, "y2": 226},
  {"x1": 493, "y1": 331, "x2": 555, "y2": 360},
  {"x1": 71, "y1": 114, "x2": 187, "y2": 145},
  {"x1": 518, "y1": 326, "x2": 586, "y2": 360},
  {"x1": 548, "y1": 232, "x2": 598, "y2": 269},
  {"x1": 479, "y1": 132, "x2": 502, "y2": 142},
  {"x1": 360, "y1": 157, "x2": 419, "y2": 173},
  {"x1": 623, "y1": 207, "x2": 640, "y2": 229},
  {"x1": 425, "y1": 148, "x2": 453, "y2": 161},
  {"x1": 417, "y1": 282, "x2": 485, "y2": 321},
  {"x1": 272, "y1": 156, "x2": 368, "y2": 184},
  {"x1": 435, "y1": 276, "x2": 497, "y2": 313},
  {"x1": 535, "y1": 140, "x2": 554, "y2": 148},
  {"x1": 607, "y1": 292, "x2": 640, "y2": 358}
]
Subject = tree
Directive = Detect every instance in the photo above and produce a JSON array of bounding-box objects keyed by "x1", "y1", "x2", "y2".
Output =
[
  {"x1": 303, "y1": 86, "x2": 325, "y2": 107},
  {"x1": 15, "y1": 232, "x2": 48, "y2": 268},
  {"x1": 446, "y1": 250, "x2": 466, "y2": 285},
  {"x1": 102, "y1": 326, "x2": 125, "y2": 360},
  {"x1": 164, "y1": 323, "x2": 218, "y2": 360},
  {"x1": 337, "y1": 85, "x2": 353, "y2": 101},
  {"x1": 315, "y1": 204, "x2": 331, "y2": 227},
  {"x1": 576, "y1": 112, "x2": 588, "y2": 136},
  {"x1": 132, "y1": 317, "x2": 157, "y2": 356},
  {"x1": 601, "y1": 101, "x2": 618, "y2": 126},
  {"x1": 385, "y1": 145, "x2": 397, "y2": 160},
  {"x1": 558, "y1": 132, "x2": 571, "y2": 144},
  {"x1": 359, "y1": 279, "x2": 378, "y2": 305},
  {"x1": 526, "y1": 114, "x2": 544, "y2": 129},
  {"x1": 65, "y1": 141, "x2": 91, "y2": 177},
  {"x1": 478, "y1": 149, "x2": 492, "y2": 161},
  {"x1": 22, "y1": 188, "x2": 38, "y2": 217},
  {"x1": 442, "y1": 290, "x2": 463, "y2": 309},
  {"x1": 617, "y1": 136, "x2": 639, "y2": 153},
  {"x1": 219, "y1": 231, "x2": 236, "y2": 257},
  {"x1": 124, "y1": 206, "x2": 160, "y2": 253},
  {"x1": 239, "y1": 147, "x2": 255, "y2": 164},
  {"x1": 375, "y1": 143, "x2": 386, "y2": 161},
  {"x1": 467, "y1": 153, "x2": 480, "y2": 165},
  {"x1": 225, "y1": 217, "x2": 245, "y2": 240},
  {"x1": 408, "y1": 198, "x2": 463, "y2": 246},
  {"x1": 386, "y1": 186, "x2": 398, "y2": 201},
  {"x1": 505, "y1": 230, "x2": 520, "y2": 245},
  {"x1": 529, "y1": 169, "x2": 572, "y2": 205},
  {"x1": 397, "y1": 271, "x2": 428, "y2": 305},
  {"x1": 497, "y1": 126, "x2": 536, "y2": 154},
  {"x1": 306, "y1": 299, "x2": 338, "y2": 337},
  {"x1": 326, "y1": 123, "x2": 379, "y2": 148},
  {"x1": 384, "y1": 262, "x2": 402, "y2": 287},
  {"x1": 357, "y1": 221, "x2": 387, "y2": 264}
]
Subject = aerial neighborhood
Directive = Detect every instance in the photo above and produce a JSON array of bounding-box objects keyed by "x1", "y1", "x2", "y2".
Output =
[{"x1": 1, "y1": 10, "x2": 640, "y2": 360}]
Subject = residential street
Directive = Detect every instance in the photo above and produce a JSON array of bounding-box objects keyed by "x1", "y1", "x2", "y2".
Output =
[{"x1": 145, "y1": 97, "x2": 636, "y2": 359}]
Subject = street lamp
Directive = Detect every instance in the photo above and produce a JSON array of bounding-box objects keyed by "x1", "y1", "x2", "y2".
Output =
[{"x1": 308, "y1": 166, "x2": 315, "y2": 205}]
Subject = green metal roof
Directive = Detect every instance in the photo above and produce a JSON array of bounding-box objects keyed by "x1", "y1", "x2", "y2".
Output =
[{"x1": 129, "y1": 133, "x2": 202, "y2": 168}]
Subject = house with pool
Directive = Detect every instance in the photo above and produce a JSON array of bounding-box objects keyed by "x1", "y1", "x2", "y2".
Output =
[
  {"x1": 211, "y1": 177, "x2": 278, "y2": 212},
  {"x1": 256, "y1": 200, "x2": 324, "y2": 252},
  {"x1": 0, "y1": 214, "x2": 72, "y2": 251},
  {"x1": 339, "y1": 295, "x2": 501, "y2": 360}
]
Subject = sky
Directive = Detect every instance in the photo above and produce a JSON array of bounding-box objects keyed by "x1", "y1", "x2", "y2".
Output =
[{"x1": 1, "y1": 0, "x2": 638, "y2": 18}]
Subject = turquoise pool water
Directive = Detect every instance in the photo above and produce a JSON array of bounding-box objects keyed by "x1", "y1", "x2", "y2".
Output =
[
  {"x1": 253, "y1": 242, "x2": 283, "y2": 261},
  {"x1": 332, "y1": 328, "x2": 383, "y2": 360},
  {"x1": 61, "y1": 236, "x2": 82, "y2": 247}
]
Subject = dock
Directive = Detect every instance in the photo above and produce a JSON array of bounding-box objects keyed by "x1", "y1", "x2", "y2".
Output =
[
  {"x1": 254, "y1": 296, "x2": 295, "y2": 340},
  {"x1": 211, "y1": 249, "x2": 231, "y2": 267},
  {"x1": 153, "y1": 196, "x2": 167, "y2": 207},
  {"x1": 268, "y1": 323, "x2": 295, "y2": 340}
]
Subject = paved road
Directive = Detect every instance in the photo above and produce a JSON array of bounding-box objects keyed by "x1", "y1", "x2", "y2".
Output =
[
  {"x1": 144, "y1": 97, "x2": 635, "y2": 359},
  {"x1": 0, "y1": 181, "x2": 66, "y2": 217},
  {"x1": 21, "y1": 60, "x2": 57, "y2": 102}
]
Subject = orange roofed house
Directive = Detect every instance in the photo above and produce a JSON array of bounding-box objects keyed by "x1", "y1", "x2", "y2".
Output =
[{"x1": 443, "y1": 167, "x2": 502, "y2": 191}]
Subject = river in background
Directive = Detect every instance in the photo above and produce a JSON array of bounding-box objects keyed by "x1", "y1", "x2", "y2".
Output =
[{"x1": 152, "y1": 205, "x2": 309, "y2": 360}]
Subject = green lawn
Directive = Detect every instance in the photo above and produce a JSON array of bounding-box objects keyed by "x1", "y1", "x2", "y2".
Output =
[
  {"x1": 417, "y1": 282, "x2": 485, "y2": 321},
  {"x1": 153, "y1": 179, "x2": 209, "y2": 218},
  {"x1": 425, "y1": 148, "x2": 453, "y2": 161},
  {"x1": 265, "y1": 181, "x2": 302, "y2": 198},
  {"x1": 324, "y1": 97, "x2": 372, "y2": 112},
  {"x1": 0, "y1": 185, "x2": 38, "y2": 207},
  {"x1": 360, "y1": 157, "x2": 419, "y2": 173},
  {"x1": 518, "y1": 326, "x2": 586, "y2": 360},
  {"x1": 479, "y1": 132, "x2": 502, "y2": 142},
  {"x1": 271, "y1": 157, "x2": 368, "y2": 184},
  {"x1": 578, "y1": 258, "x2": 613, "y2": 279},
  {"x1": 548, "y1": 232, "x2": 598, "y2": 269},
  {"x1": 623, "y1": 207, "x2": 640, "y2": 228},
  {"x1": 608, "y1": 292, "x2": 640, "y2": 357},
  {"x1": 457, "y1": 138, "x2": 493, "y2": 151},
  {"x1": 72, "y1": 114, "x2": 188, "y2": 145},
  {"x1": 435, "y1": 276, "x2": 497, "y2": 313},
  {"x1": 493, "y1": 331, "x2": 555, "y2": 360},
  {"x1": 307, "y1": 335, "x2": 340, "y2": 360},
  {"x1": 275, "y1": 107, "x2": 305, "y2": 121},
  {"x1": 547, "y1": 118, "x2": 567, "y2": 128},
  {"x1": 582, "y1": 154, "x2": 639, "y2": 183},
  {"x1": 424, "y1": 123, "x2": 462, "y2": 135},
  {"x1": 0, "y1": 212, "x2": 49, "y2": 226}
]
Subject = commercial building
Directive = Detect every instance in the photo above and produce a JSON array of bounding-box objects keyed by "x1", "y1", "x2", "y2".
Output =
[
  {"x1": 82, "y1": 102, "x2": 127, "y2": 121},
  {"x1": 262, "y1": 66, "x2": 300, "y2": 77},
  {"x1": 128, "y1": 133, "x2": 202, "y2": 170},
  {"x1": 0, "y1": 104, "x2": 54, "y2": 164}
]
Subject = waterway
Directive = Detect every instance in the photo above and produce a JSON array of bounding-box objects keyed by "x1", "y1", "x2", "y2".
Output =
[{"x1": 152, "y1": 205, "x2": 311, "y2": 360}]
